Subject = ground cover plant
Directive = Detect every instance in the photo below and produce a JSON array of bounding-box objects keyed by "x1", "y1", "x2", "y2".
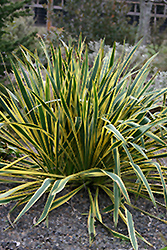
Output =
[{"x1": 0, "y1": 37, "x2": 167, "y2": 249}]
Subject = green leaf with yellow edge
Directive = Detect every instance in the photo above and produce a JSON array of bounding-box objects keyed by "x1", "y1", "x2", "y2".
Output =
[
  {"x1": 112, "y1": 137, "x2": 121, "y2": 227},
  {"x1": 49, "y1": 183, "x2": 86, "y2": 211},
  {"x1": 35, "y1": 176, "x2": 73, "y2": 225},
  {"x1": 125, "y1": 208, "x2": 138, "y2": 250},
  {"x1": 0, "y1": 169, "x2": 63, "y2": 179},
  {"x1": 87, "y1": 188, "x2": 96, "y2": 243},
  {"x1": 123, "y1": 144, "x2": 156, "y2": 207},
  {"x1": 13, "y1": 178, "x2": 53, "y2": 224},
  {"x1": 104, "y1": 123, "x2": 127, "y2": 144},
  {"x1": 1, "y1": 155, "x2": 29, "y2": 170},
  {"x1": 102, "y1": 170, "x2": 130, "y2": 204},
  {"x1": 96, "y1": 217, "x2": 130, "y2": 241},
  {"x1": 129, "y1": 142, "x2": 148, "y2": 159},
  {"x1": 94, "y1": 187, "x2": 102, "y2": 222},
  {"x1": 143, "y1": 161, "x2": 167, "y2": 207},
  {"x1": 0, "y1": 181, "x2": 39, "y2": 199},
  {"x1": 124, "y1": 201, "x2": 167, "y2": 224},
  {"x1": 130, "y1": 162, "x2": 156, "y2": 207}
]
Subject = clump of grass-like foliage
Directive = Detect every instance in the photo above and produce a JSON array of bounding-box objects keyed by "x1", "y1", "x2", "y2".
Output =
[{"x1": 0, "y1": 36, "x2": 167, "y2": 249}]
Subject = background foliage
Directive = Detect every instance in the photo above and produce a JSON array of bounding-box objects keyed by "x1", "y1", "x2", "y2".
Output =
[
  {"x1": 0, "y1": 0, "x2": 37, "y2": 76},
  {"x1": 54, "y1": 0, "x2": 137, "y2": 45}
]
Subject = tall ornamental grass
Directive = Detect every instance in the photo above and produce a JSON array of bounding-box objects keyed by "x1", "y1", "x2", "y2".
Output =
[{"x1": 0, "y1": 37, "x2": 167, "y2": 249}]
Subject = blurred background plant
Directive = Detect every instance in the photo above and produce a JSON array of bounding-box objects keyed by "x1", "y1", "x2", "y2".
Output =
[
  {"x1": 149, "y1": 41, "x2": 167, "y2": 72},
  {"x1": 1, "y1": 0, "x2": 167, "y2": 77},
  {"x1": 88, "y1": 40, "x2": 149, "y2": 68},
  {"x1": 0, "y1": 1, "x2": 76, "y2": 77},
  {"x1": 153, "y1": 70, "x2": 167, "y2": 89},
  {"x1": 2, "y1": 15, "x2": 38, "y2": 57},
  {"x1": 0, "y1": 0, "x2": 37, "y2": 77},
  {"x1": 53, "y1": 0, "x2": 137, "y2": 46},
  {"x1": 88, "y1": 39, "x2": 167, "y2": 90}
]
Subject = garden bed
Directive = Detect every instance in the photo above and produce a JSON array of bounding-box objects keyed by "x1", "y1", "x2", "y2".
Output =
[{"x1": 0, "y1": 187, "x2": 167, "y2": 250}]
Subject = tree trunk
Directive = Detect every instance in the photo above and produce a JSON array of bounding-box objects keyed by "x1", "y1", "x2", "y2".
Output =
[
  {"x1": 136, "y1": 0, "x2": 153, "y2": 44},
  {"x1": 47, "y1": 0, "x2": 53, "y2": 34}
]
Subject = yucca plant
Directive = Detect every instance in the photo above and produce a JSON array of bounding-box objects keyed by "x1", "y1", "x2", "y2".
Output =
[{"x1": 0, "y1": 37, "x2": 167, "y2": 249}]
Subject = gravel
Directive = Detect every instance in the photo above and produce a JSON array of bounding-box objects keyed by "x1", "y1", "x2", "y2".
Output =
[{"x1": 0, "y1": 185, "x2": 167, "y2": 250}]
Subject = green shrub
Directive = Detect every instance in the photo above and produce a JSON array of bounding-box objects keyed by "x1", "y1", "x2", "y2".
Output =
[
  {"x1": 2, "y1": 15, "x2": 38, "y2": 56},
  {"x1": 0, "y1": 0, "x2": 37, "y2": 76},
  {"x1": 54, "y1": 0, "x2": 137, "y2": 45},
  {"x1": 0, "y1": 37, "x2": 167, "y2": 249}
]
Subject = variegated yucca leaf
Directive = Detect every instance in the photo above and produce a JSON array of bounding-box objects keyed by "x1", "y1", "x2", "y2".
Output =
[{"x1": 0, "y1": 37, "x2": 167, "y2": 249}]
